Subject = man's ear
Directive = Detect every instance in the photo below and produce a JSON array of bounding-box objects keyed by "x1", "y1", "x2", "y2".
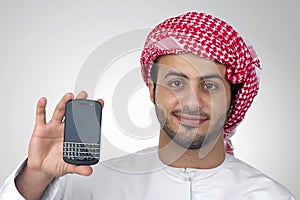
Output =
[{"x1": 148, "y1": 82, "x2": 155, "y2": 103}]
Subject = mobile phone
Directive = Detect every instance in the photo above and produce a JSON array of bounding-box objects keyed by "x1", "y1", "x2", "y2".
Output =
[{"x1": 63, "y1": 99, "x2": 102, "y2": 165}]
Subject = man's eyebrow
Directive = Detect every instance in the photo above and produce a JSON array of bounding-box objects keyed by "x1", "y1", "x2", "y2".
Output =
[
  {"x1": 199, "y1": 74, "x2": 224, "y2": 82},
  {"x1": 163, "y1": 71, "x2": 224, "y2": 82},
  {"x1": 163, "y1": 71, "x2": 189, "y2": 79}
]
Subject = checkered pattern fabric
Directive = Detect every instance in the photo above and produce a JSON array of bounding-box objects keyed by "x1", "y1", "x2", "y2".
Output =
[{"x1": 140, "y1": 12, "x2": 261, "y2": 154}]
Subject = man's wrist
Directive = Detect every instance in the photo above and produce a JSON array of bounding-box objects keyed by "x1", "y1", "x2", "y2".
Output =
[{"x1": 15, "y1": 163, "x2": 54, "y2": 200}]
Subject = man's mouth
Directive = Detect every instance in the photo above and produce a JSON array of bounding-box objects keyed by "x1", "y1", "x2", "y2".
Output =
[{"x1": 173, "y1": 113, "x2": 209, "y2": 127}]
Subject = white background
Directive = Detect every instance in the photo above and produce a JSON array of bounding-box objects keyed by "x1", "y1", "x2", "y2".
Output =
[{"x1": 0, "y1": 0, "x2": 299, "y2": 198}]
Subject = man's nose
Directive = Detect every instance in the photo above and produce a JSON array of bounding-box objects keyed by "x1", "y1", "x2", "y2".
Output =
[{"x1": 179, "y1": 85, "x2": 204, "y2": 111}]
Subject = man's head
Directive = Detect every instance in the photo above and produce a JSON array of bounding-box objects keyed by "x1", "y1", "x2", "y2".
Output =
[
  {"x1": 140, "y1": 12, "x2": 261, "y2": 154},
  {"x1": 149, "y1": 53, "x2": 231, "y2": 150}
]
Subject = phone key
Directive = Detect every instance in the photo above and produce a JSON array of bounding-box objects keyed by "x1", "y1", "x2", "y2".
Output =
[
  {"x1": 76, "y1": 155, "x2": 83, "y2": 160},
  {"x1": 63, "y1": 142, "x2": 100, "y2": 160}
]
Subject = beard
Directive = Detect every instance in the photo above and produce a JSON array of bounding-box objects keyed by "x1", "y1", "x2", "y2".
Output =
[{"x1": 155, "y1": 104, "x2": 227, "y2": 150}]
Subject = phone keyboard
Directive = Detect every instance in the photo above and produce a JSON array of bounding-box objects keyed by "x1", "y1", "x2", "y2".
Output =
[{"x1": 63, "y1": 142, "x2": 100, "y2": 161}]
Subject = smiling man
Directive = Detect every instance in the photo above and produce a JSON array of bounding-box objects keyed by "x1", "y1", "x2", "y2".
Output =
[
  {"x1": 0, "y1": 12, "x2": 295, "y2": 200},
  {"x1": 152, "y1": 53, "x2": 232, "y2": 169}
]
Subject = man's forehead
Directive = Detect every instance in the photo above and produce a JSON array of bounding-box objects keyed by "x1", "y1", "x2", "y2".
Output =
[{"x1": 156, "y1": 53, "x2": 227, "y2": 78}]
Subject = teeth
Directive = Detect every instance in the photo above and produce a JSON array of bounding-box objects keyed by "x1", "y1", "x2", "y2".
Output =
[
  {"x1": 178, "y1": 114, "x2": 206, "y2": 120},
  {"x1": 174, "y1": 114, "x2": 207, "y2": 127}
]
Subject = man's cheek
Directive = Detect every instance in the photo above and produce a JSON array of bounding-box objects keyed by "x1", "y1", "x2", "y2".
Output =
[
  {"x1": 210, "y1": 98, "x2": 229, "y2": 115},
  {"x1": 157, "y1": 88, "x2": 180, "y2": 107}
]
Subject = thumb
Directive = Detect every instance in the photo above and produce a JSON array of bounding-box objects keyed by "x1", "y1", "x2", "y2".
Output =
[
  {"x1": 75, "y1": 165, "x2": 93, "y2": 176},
  {"x1": 66, "y1": 164, "x2": 93, "y2": 176}
]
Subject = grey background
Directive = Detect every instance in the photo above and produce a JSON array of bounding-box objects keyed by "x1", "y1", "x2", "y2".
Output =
[{"x1": 0, "y1": 0, "x2": 299, "y2": 198}]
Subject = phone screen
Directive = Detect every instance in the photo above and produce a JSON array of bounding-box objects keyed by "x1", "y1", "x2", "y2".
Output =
[{"x1": 63, "y1": 99, "x2": 102, "y2": 165}]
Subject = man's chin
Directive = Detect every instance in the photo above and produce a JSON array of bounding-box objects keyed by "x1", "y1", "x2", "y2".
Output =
[
  {"x1": 176, "y1": 123, "x2": 209, "y2": 135},
  {"x1": 163, "y1": 127, "x2": 206, "y2": 148}
]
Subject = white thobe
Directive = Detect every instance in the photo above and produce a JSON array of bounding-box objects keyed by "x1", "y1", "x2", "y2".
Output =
[{"x1": 0, "y1": 147, "x2": 295, "y2": 200}]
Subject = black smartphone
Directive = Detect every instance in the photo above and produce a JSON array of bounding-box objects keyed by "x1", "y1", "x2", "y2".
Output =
[{"x1": 63, "y1": 99, "x2": 102, "y2": 165}]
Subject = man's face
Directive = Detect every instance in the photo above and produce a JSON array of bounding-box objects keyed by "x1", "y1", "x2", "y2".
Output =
[{"x1": 150, "y1": 53, "x2": 231, "y2": 150}]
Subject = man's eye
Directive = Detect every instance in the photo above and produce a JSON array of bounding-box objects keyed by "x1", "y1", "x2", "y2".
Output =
[
  {"x1": 204, "y1": 83, "x2": 217, "y2": 90},
  {"x1": 170, "y1": 80, "x2": 183, "y2": 87}
]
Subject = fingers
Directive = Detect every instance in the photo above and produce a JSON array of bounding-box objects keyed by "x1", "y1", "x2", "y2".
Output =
[
  {"x1": 42, "y1": 91, "x2": 103, "y2": 124},
  {"x1": 35, "y1": 97, "x2": 47, "y2": 126},
  {"x1": 76, "y1": 90, "x2": 104, "y2": 107},
  {"x1": 97, "y1": 99, "x2": 104, "y2": 108},
  {"x1": 76, "y1": 90, "x2": 88, "y2": 99},
  {"x1": 76, "y1": 90, "x2": 103, "y2": 107},
  {"x1": 50, "y1": 93, "x2": 74, "y2": 123}
]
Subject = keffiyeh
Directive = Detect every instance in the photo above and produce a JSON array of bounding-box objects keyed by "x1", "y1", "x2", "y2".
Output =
[{"x1": 140, "y1": 12, "x2": 261, "y2": 154}]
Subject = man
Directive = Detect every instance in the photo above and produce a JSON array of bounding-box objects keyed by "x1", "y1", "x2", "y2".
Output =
[{"x1": 0, "y1": 12, "x2": 295, "y2": 199}]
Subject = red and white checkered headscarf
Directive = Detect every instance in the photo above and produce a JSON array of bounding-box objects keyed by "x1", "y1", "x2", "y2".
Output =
[{"x1": 140, "y1": 12, "x2": 261, "y2": 155}]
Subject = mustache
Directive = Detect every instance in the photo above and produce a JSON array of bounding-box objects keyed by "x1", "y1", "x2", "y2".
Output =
[{"x1": 171, "y1": 108, "x2": 210, "y2": 119}]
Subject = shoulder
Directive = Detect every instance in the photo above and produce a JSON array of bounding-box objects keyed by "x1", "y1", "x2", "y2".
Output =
[{"x1": 225, "y1": 154, "x2": 295, "y2": 199}]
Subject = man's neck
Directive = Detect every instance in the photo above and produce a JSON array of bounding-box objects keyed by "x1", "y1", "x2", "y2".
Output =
[{"x1": 158, "y1": 132, "x2": 226, "y2": 169}]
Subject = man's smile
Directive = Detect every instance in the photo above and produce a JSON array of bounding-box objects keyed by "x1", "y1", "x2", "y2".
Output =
[{"x1": 173, "y1": 112, "x2": 209, "y2": 127}]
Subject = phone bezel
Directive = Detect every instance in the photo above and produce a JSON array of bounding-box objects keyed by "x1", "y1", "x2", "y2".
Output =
[{"x1": 63, "y1": 99, "x2": 102, "y2": 165}]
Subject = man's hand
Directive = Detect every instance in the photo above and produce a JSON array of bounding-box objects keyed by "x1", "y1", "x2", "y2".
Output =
[{"x1": 15, "y1": 92, "x2": 104, "y2": 200}]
